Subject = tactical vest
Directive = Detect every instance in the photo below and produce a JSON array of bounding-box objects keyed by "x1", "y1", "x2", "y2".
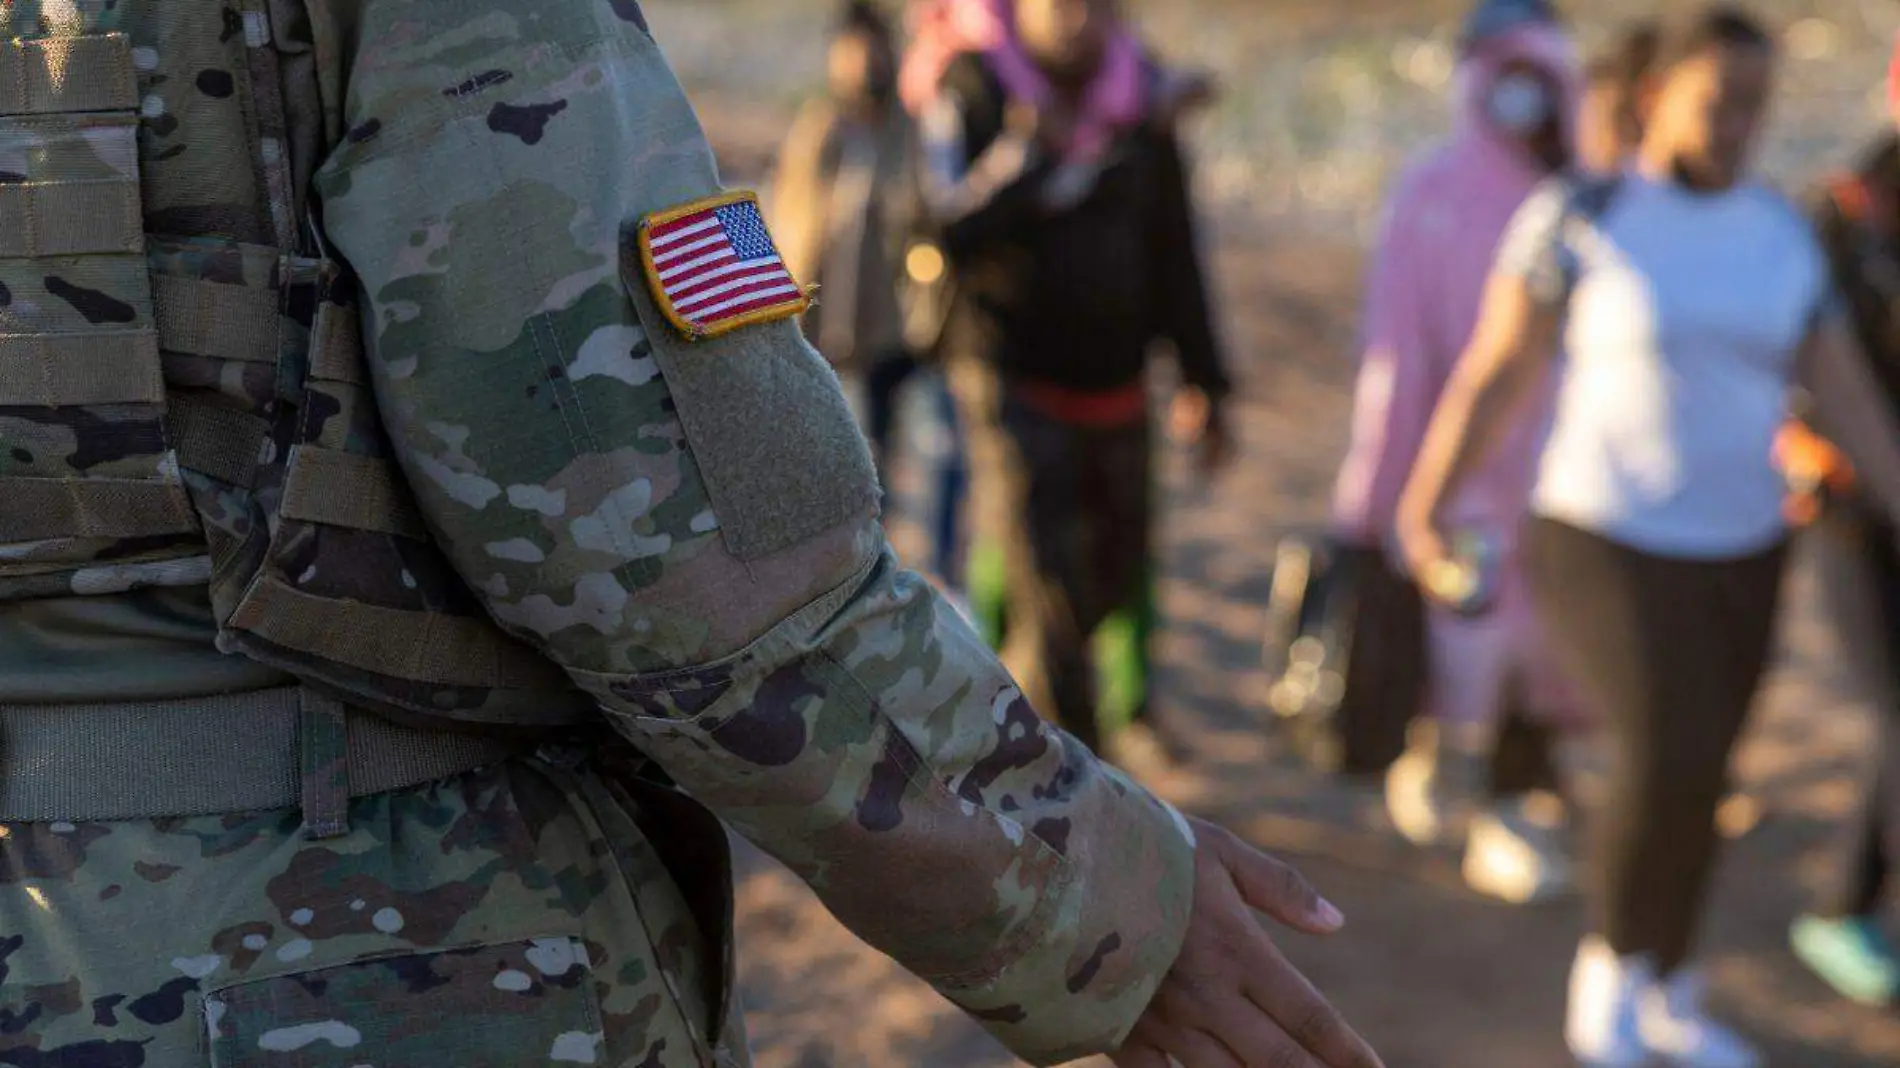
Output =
[{"x1": 2, "y1": 2, "x2": 590, "y2": 729}]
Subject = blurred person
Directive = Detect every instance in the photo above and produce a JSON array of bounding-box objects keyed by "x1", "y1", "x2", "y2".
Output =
[
  {"x1": 1589, "y1": 19, "x2": 1774, "y2": 855},
  {"x1": 1779, "y1": 37, "x2": 1900, "y2": 1009},
  {"x1": 1577, "y1": 22, "x2": 1659, "y2": 173},
  {"x1": 774, "y1": 1, "x2": 970, "y2": 592},
  {"x1": 772, "y1": 2, "x2": 923, "y2": 497},
  {"x1": 1398, "y1": 8, "x2": 1900, "y2": 1065},
  {"x1": 905, "y1": 0, "x2": 1233, "y2": 755},
  {"x1": 1330, "y1": 0, "x2": 1584, "y2": 904},
  {"x1": 908, "y1": 0, "x2": 1220, "y2": 763}
]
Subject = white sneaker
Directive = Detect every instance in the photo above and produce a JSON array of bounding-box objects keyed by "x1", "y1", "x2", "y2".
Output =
[
  {"x1": 1637, "y1": 968, "x2": 1762, "y2": 1068},
  {"x1": 1463, "y1": 796, "x2": 1576, "y2": 905},
  {"x1": 1566, "y1": 937, "x2": 1652, "y2": 1068}
]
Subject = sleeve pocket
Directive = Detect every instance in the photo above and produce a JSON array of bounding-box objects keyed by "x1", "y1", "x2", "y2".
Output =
[
  {"x1": 204, "y1": 938, "x2": 603, "y2": 1068},
  {"x1": 619, "y1": 223, "x2": 880, "y2": 562}
]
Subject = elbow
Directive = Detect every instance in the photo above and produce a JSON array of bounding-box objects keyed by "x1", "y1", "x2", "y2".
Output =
[{"x1": 1452, "y1": 341, "x2": 1541, "y2": 415}]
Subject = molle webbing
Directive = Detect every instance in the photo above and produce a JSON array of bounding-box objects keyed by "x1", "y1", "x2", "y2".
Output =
[
  {"x1": 0, "y1": 686, "x2": 524, "y2": 823},
  {"x1": 167, "y1": 399, "x2": 271, "y2": 490},
  {"x1": 0, "y1": 478, "x2": 196, "y2": 541},
  {"x1": 0, "y1": 20, "x2": 591, "y2": 729},
  {"x1": 153, "y1": 272, "x2": 283, "y2": 363},
  {"x1": 0, "y1": 334, "x2": 164, "y2": 406},
  {"x1": 0, "y1": 174, "x2": 144, "y2": 257},
  {"x1": 0, "y1": 32, "x2": 193, "y2": 550},
  {"x1": 0, "y1": 35, "x2": 139, "y2": 114},
  {"x1": 227, "y1": 576, "x2": 568, "y2": 690},
  {"x1": 278, "y1": 445, "x2": 431, "y2": 540}
]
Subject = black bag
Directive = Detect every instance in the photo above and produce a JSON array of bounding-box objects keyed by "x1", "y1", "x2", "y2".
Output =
[{"x1": 1261, "y1": 535, "x2": 1426, "y2": 778}]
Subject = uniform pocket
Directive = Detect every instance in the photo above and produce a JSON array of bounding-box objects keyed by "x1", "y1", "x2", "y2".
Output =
[
  {"x1": 204, "y1": 937, "x2": 605, "y2": 1068},
  {"x1": 619, "y1": 223, "x2": 878, "y2": 562}
]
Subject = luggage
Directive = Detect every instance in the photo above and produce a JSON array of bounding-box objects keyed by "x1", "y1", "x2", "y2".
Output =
[{"x1": 1261, "y1": 535, "x2": 1426, "y2": 777}]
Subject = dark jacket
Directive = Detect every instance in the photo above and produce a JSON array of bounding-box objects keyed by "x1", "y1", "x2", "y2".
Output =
[
  {"x1": 1802, "y1": 136, "x2": 1900, "y2": 542},
  {"x1": 1816, "y1": 136, "x2": 1900, "y2": 415},
  {"x1": 929, "y1": 53, "x2": 1229, "y2": 400}
]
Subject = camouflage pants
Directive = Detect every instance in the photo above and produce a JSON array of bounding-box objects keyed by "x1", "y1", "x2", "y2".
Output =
[
  {"x1": 953, "y1": 360, "x2": 1153, "y2": 754},
  {"x1": 0, "y1": 756, "x2": 745, "y2": 1068}
]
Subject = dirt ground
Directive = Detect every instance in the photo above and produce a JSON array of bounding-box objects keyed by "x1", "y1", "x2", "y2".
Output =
[
  {"x1": 665, "y1": 3, "x2": 1900, "y2": 1062},
  {"x1": 690, "y1": 187, "x2": 1900, "y2": 1068}
]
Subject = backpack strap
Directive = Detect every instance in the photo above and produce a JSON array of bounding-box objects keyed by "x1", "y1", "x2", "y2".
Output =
[
  {"x1": 1511, "y1": 172, "x2": 1627, "y2": 311},
  {"x1": 1551, "y1": 173, "x2": 1625, "y2": 305},
  {"x1": 1568, "y1": 174, "x2": 1626, "y2": 226}
]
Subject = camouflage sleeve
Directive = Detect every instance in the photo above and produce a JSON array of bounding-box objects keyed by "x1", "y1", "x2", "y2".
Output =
[{"x1": 306, "y1": 2, "x2": 1194, "y2": 1062}]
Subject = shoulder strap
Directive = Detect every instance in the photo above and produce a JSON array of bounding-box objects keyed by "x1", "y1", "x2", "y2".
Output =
[
  {"x1": 1566, "y1": 174, "x2": 1626, "y2": 227},
  {"x1": 1546, "y1": 173, "x2": 1626, "y2": 310}
]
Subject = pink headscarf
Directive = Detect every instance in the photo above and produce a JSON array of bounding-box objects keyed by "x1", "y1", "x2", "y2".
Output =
[{"x1": 899, "y1": 0, "x2": 1147, "y2": 162}]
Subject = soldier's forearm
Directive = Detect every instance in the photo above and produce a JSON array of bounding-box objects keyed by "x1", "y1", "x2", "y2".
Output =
[{"x1": 584, "y1": 550, "x2": 1197, "y2": 1065}]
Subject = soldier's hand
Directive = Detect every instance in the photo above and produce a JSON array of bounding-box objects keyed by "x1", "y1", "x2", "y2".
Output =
[{"x1": 1112, "y1": 820, "x2": 1383, "y2": 1068}]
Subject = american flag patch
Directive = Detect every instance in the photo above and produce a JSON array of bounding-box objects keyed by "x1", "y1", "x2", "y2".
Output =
[{"x1": 637, "y1": 192, "x2": 810, "y2": 340}]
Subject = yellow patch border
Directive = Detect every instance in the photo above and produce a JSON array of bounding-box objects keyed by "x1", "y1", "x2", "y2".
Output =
[{"x1": 637, "y1": 190, "x2": 813, "y2": 342}]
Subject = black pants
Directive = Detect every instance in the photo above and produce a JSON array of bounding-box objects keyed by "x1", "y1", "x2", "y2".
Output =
[
  {"x1": 855, "y1": 350, "x2": 921, "y2": 495},
  {"x1": 1491, "y1": 691, "x2": 1564, "y2": 799},
  {"x1": 1807, "y1": 508, "x2": 1900, "y2": 919},
  {"x1": 1526, "y1": 519, "x2": 1787, "y2": 973},
  {"x1": 962, "y1": 390, "x2": 1152, "y2": 754}
]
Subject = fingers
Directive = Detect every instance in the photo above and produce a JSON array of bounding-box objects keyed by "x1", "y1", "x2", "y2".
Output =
[
  {"x1": 1211, "y1": 827, "x2": 1344, "y2": 935},
  {"x1": 1170, "y1": 995, "x2": 1318, "y2": 1068},
  {"x1": 1394, "y1": 514, "x2": 1448, "y2": 583},
  {"x1": 1158, "y1": 936, "x2": 1377, "y2": 1068},
  {"x1": 1167, "y1": 1027, "x2": 1247, "y2": 1068},
  {"x1": 1109, "y1": 1040, "x2": 1174, "y2": 1068},
  {"x1": 1151, "y1": 986, "x2": 1321, "y2": 1068},
  {"x1": 1130, "y1": 822, "x2": 1383, "y2": 1068},
  {"x1": 1244, "y1": 941, "x2": 1383, "y2": 1068}
]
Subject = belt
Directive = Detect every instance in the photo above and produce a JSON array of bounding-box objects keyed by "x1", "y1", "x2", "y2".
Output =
[
  {"x1": 0, "y1": 686, "x2": 525, "y2": 828},
  {"x1": 1009, "y1": 379, "x2": 1149, "y2": 429}
]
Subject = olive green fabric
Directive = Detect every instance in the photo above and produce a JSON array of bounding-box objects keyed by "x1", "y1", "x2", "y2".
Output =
[
  {"x1": 0, "y1": 686, "x2": 518, "y2": 821},
  {"x1": 0, "y1": 589, "x2": 288, "y2": 704}
]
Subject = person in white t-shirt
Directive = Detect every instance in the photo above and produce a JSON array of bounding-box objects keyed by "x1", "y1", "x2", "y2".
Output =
[{"x1": 1397, "y1": 7, "x2": 1900, "y2": 1067}]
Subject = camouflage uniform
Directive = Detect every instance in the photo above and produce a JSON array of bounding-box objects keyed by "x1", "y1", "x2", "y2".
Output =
[{"x1": 0, "y1": 3, "x2": 1196, "y2": 1066}]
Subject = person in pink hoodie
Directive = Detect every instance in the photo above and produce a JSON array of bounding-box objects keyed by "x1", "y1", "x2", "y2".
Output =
[{"x1": 1331, "y1": 0, "x2": 1583, "y2": 903}]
